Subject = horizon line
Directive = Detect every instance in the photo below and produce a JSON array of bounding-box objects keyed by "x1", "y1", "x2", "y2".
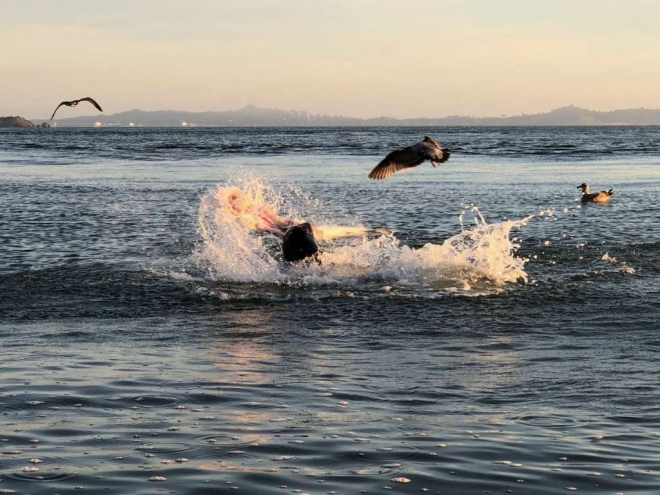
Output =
[{"x1": 21, "y1": 104, "x2": 660, "y2": 122}]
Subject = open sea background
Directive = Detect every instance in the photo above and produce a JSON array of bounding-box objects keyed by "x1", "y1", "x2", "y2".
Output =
[{"x1": 1, "y1": 126, "x2": 659, "y2": 494}]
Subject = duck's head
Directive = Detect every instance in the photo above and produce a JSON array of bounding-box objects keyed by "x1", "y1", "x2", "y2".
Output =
[{"x1": 577, "y1": 183, "x2": 589, "y2": 192}]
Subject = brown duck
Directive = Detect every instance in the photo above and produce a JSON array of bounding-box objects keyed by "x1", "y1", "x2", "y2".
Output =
[{"x1": 578, "y1": 183, "x2": 614, "y2": 203}]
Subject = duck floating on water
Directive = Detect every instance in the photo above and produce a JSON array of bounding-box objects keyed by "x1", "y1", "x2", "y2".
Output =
[{"x1": 578, "y1": 183, "x2": 614, "y2": 203}]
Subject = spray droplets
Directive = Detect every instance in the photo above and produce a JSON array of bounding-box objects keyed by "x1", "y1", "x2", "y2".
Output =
[{"x1": 195, "y1": 179, "x2": 529, "y2": 294}]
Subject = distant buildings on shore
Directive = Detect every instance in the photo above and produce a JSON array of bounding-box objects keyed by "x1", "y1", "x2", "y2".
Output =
[{"x1": 86, "y1": 120, "x2": 198, "y2": 128}]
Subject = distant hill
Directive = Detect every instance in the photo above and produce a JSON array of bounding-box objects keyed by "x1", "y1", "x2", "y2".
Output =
[
  {"x1": 31, "y1": 105, "x2": 660, "y2": 127},
  {"x1": 0, "y1": 116, "x2": 34, "y2": 128}
]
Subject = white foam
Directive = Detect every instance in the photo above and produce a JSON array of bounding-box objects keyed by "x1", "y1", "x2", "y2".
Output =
[
  {"x1": 602, "y1": 253, "x2": 636, "y2": 275},
  {"x1": 194, "y1": 179, "x2": 530, "y2": 292}
]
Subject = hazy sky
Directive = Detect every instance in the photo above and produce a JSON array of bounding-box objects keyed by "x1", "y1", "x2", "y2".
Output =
[{"x1": 2, "y1": 0, "x2": 659, "y2": 119}]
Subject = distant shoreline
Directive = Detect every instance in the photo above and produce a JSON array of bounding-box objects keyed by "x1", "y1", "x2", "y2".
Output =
[
  {"x1": 17, "y1": 123, "x2": 660, "y2": 129},
  {"x1": 22, "y1": 105, "x2": 660, "y2": 128},
  {"x1": 13, "y1": 124, "x2": 660, "y2": 129}
]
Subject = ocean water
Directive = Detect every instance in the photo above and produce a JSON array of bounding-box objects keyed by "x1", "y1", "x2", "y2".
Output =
[{"x1": 1, "y1": 126, "x2": 660, "y2": 494}]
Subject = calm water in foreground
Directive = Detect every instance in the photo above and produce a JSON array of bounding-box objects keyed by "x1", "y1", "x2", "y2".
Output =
[{"x1": 1, "y1": 127, "x2": 660, "y2": 494}]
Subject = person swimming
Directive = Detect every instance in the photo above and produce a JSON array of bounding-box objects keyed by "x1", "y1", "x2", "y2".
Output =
[
  {"x1": 218, "y1": 186, "x2": 387, "y2": 263},
  {"x1": 281, "y1": 222, "x2": 320, "y2": 263}
]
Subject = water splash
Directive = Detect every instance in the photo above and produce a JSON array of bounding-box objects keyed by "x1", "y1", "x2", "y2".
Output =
[
  {"x1": 194, "y1": 179, "x2": 529, "y2": 293},
  {"x1": 196, "y1": 179, "x2": 281, "y2": 282}
]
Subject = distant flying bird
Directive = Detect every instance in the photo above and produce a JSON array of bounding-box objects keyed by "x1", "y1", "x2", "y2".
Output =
[
  {"x1": 368, "y1": 136, "x2": 450, "y2": 180},
  {"x1": 577, "y1": 183, "x2": 614, "y2": 203},
  {"x1": 50, "y1": 97, "x2": 103, "y2": 120}
]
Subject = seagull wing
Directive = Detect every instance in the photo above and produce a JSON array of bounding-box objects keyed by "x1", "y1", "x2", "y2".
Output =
[
  {"x1": 78, "y1": 97, "x2": 103, "y2": 112},
  {"x1": 50, "y1": 102, "x2": 67, "y2": 120},
  {"x1": 368, "y1": 147, "x2": 425, "y2": 180}
]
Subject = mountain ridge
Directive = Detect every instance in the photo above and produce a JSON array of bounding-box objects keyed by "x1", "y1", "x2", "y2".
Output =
[{"x1": 29, "y1": 105, "x2": 660, "y2": 127}]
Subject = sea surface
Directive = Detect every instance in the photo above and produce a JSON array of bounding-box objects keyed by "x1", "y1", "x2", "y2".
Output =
[{"x1": 1, "y1": 126, "x2": 660, "y2": 494}]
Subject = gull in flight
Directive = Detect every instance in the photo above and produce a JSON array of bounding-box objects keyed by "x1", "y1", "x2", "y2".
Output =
[
  {"x1": 368, "y1": 136, "x2": 450, "y2": 180},
  {"x1": 50, "y1": 97, "x2": 103, "y2": 120}
]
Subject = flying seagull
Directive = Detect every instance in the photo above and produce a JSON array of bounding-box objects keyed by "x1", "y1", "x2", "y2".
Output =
[
  {"x1": 577, "y1": 183, "x2": 614, "y2": 203},
  {"x1": 368, "y1": 136, "x2": 450, "y2": 180},
  {"x1": 50, "y1": 97, "x2": 103, "y2": 120}
]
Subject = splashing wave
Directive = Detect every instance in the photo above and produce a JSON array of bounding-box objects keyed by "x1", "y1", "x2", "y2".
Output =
[{"x1": 194, "y1": 179, "x2": 529, "y2": 294}]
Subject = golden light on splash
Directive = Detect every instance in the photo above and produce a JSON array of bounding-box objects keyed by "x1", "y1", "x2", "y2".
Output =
[{"x1": 218, "y1": 182, "x2": 390, "y2": 241}]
